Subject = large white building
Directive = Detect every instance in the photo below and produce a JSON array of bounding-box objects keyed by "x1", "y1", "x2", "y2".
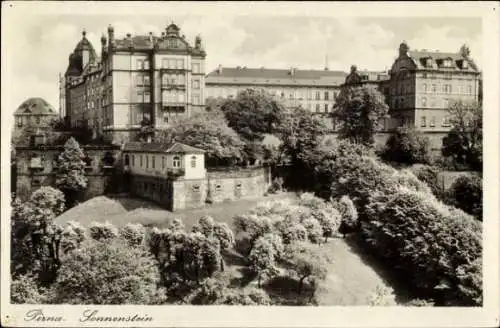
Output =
[
  {"x1": 62, "y1": 23, "x2": 207, "y2": 144},
  {"x1": 205, "y1": 66, "x2": 347, "y2": 113}
]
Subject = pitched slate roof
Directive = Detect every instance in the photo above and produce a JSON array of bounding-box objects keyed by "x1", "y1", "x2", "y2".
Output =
[
  {"x1": 206, "y1": 67, "x2": 348, "y2": 87},
  {"x1": 123, "y1": 141, "x2": 205, "y2": 154},
  {"x1": 408, "y1": 50, "x2": 479, "y2": 72},
  {"x1": 14, "y1": 98, "x2": 57, "y2": 116}
]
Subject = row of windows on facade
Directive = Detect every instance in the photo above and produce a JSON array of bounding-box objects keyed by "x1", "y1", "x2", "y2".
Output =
[
  {"x1": 135, "y1": 58, "x2": 202, "y2": 73},
  {"x1": 213, "y1": 89, "x2": 339, "y2": 101},
  {"x1": 393, "y1": 96, "x2": 465, "y2": 109},
  {"x1": 422, "y1": 58, "x2": 467, "y2": 69},
  {"x1": 420, "y1": 83, "x2": 473, "y2": 95},
  {"x1": 419, "y1": 116, "x2": 451, "y2": 128},
  {"x1": 126, "y1": 154, "x2": 197, "y2": 169},
  {"x1": 392, "y1": 82, "x2": 474, "y2": 96},
  {"x1": 134, "y1": 74, "x2": 201, "y2": 89}
]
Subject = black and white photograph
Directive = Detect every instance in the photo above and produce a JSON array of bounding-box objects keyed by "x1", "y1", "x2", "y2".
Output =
[{"x1": 1, "y1": 1, "x2": 499, "y2": 327}]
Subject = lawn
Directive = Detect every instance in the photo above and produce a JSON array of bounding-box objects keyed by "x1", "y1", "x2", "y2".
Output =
[{"x1": 55, "y1": 193, "x2": 411, "y2": 305}]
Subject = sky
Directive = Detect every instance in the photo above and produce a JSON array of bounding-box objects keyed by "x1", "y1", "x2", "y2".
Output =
[{"x1": 1, "y1": 2, "x2": 484, "y2": 118}]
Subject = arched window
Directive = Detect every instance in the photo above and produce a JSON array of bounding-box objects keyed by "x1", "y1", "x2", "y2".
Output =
[
  {"x1": 173, "y1": 156, "x2": 181, "y2": 168},
  {"x1": 190, "y1": 155, "x2": 196, "y2": 168},
  {"x1": 103, "y1": 152, "x2": 115, "y2": 168}
]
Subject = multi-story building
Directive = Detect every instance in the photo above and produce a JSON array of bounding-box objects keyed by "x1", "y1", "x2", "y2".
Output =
[
  {"x1": 387, "y1": 41, "x2": 481, "y2": 136},
  {"x1": 62, "y1": 23, "x2": 206, "y2": 144},
  {"x1": 205, "y1": 66, "x2": 347, "y2": 114}
]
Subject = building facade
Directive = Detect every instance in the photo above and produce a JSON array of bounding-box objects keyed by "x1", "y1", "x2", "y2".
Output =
[
  {"x1": 388, "y1": 42, "x2": 481, "y2": 133},
  {"x1": 62, "y1": 23, "x2": 206, "y2": 144},
  {"x1": 13, "y1": 98, "x2": 59, "y2": 142},
  {"x1": 122, "y1": 142, "x2": 271, "y2": 211},
  {"x1": 205, "y1": 66, "x2": 347, "y2": 114}
]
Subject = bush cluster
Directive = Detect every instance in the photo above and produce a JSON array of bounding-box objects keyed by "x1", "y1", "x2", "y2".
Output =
[{"x1": 447, "y1": 174, "x2": 483, "y2": 221}]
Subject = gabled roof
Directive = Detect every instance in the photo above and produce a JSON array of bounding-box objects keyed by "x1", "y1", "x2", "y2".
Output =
[
  {"x1": 408, "y1": 50, "x2": 479, "y2": 72},
  {"x1": 14, "y1": 98, "x2": 57, "y2": 116},
  {"x1": 206, "y1": 67, "x2": 348, "y2": 87},
  {"x1": 123, "y1": 141, "x2": 205, "y2": 154}
]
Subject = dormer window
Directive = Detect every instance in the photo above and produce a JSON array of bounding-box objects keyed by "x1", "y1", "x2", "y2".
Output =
[{"x1": 425, "y1": 58, "x2": 433, "y2": 68}]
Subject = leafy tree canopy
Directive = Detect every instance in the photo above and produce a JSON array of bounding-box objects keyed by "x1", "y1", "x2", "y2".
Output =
[
  {"x1": 220, "y1": 89, "x2": 286, "y2": 142},
  {"x1": 156, "y1": 111, "x2": 245, "y2": 166},
  {"x1": 333, "y1": 85, "x2": 389, "y2": 146},
  {"x1": 442, "y1": 100, "x2": 482, "y2": 171}
]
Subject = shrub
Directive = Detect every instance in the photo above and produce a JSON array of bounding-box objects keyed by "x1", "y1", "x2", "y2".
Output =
[
  {"x1": 217, "y1": 287, "x2": 271, "y2": 305},
  {"x1": 337, "y1": 195, "x2": 359, "y2": 237},
  {"x1": 89, "y1": 221, "x2": 118, "y2": 241},
  {"x1": 381, "y1": 126, "x2": 431, "y2": 165},
  {"x1": 52, "y1": 239, "x2": 166, "y2": 304},
  {"x1": 119, "y1": 223, "x2": 146, "y2": 246},
  {"x1": 410, "y1": 164, "x2": 444, "y2": 199},
  {"x1": 11, "y1": 274, "x2": 52, "y2": 304},
  {"x1": 268, "y1": 177, "x2": 284, "y2": 193},
  {"x1": 367, "y1": 285, "x2": 397, "y2": 306},
  {"x1": 59, "y1": 221, "x2": 87, "y2": 254},
  {"x1": 29, "y1": 187, "x2": 66, "y2": 217},
  {"x1": 362, "y1": 186, "x2": 482, "y2": 306},
  {"x1": 448, "y1": 174, "x2": 482, "y2": 220},
  {"x1": 301, "y1": 218, "x2": 323, "y2": 244}
]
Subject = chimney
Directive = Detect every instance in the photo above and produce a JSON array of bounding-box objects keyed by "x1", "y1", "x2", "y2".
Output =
[
  {"x1": 217, "y1": 64, "x2": 222, "y2": 74},
  {"x1": 149, "y1": 32, "x2": 154, "y2": 48},
  {"x1": 289, "y1": 67, "x2": 295, "y2": 76}
]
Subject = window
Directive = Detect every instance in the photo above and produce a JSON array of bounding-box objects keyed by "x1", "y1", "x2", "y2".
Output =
[
  {"x1": 162, "y1": 156, "x2": 165, "y2": 169},
  {"x1": 324, "y1": 104, "x2": 329, "y2": 112},
  {"x1": 124, "y1": 154, "x2": 130, "y2": 166},
  {"x1": 442, "y1": 84, "x2": 447, "y2": 93},
  {"x1": 468, "y1": 85, "x2": 473, "y2": 95},
  {"x1": 144, "y1": 91, "x2": 150, "y2": 103},
  {"x1": 192, "y1": 185, "x2": 200, "y2": 192},
  {"x1": 193, "y1": 80, "x2": 200, "y2": 89},
  {"x1": 192, "y1": 95, "x2": 200, "y2": 105},
  {"x1": 140, "y1": 155, "x2": 143, "y2": 167},
  {"x1": 315, "y1": 104, "x2": 320, "y2": 112},
  {"x1": 144, "y1": 59, "x2": 150, "y2": 70},
  {"x1": 152, "y1": 155, "x2": 155, "y2": 169},
  {"x1": 431, "y1": 84, "x2": 436, "y2": 93},
  {"x1": 426, "y1": 58, "x2": 433, "y2": 67},
  {"x1": 324, "y1": 91, "x2": 329, "y2": 100},
  {"x1": 136, "y1": 59, "x2": 144, "y2": 70},
  {"x1": 162, "y1": 58, "x2": 168, "y2": 68},
  {"x1": 443, "y1": 98, "x2": 449, "y2": 108},
  {"x1": 191, "y1": 155, "x2": 196, "y2": 168},
  {"x1": 215, "y1": 184, "x2": 222, "y2": 191},
  {"x1": 176, "y1": 59, "x2": 184, "y2": 69},
  {"x1": 442, "y1": 116, "x2": 451, "y2": 127},
  {"x1": 132, "y1": 155, "x2": 135, "y2": 166},
  {"x1": 144, "y1": 76, "x2": 150, "y2": 86},
  {"x1": 192, "y1": 63, "x2": 200, "y2": 74},
  {"x1": 146, "y1": 155, "x2": 150, "y2": 168},
  {"x1": 16, "y1": 116, "x2": 22, "y2": 127},
  {"x1": 173, "y1": 156, "x2": 181, "y2": 168},
  {"x1": 421, "y1": 97, "x2": 427, "y2": 107},
  {"x1": 430, "y1": 116, "x2": 436, "y2": 127},
  {"x1": 421, "y1": 116, "x2": 426, "y2": 127},
  {"x1": 315, "y1": 91, "x2": 320, "y2": 100}
]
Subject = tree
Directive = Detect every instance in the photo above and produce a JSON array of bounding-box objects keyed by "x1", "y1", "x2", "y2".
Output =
[
  {"x1": 282, "y1": 242, "x2": 328, "y2": 297},
  {"x1": 442, "y1": 100, "x2": 482, "y2": 171},
  {"x1": 155, "y1": 111, "x2": 244, "y2": 166},
  {"x1": 55, "y1": 137, "x2": 88, "y2": 207},
  {"x1": 220, "y1": 88, "x2": 286, "y2": 142},
  {"x1": 248, "y1": 233, "x2": 284, "y2": 287},
  {"x1": 89, "y1": 221, "x2": 119, "y2": 241},
  {"x1": 233, "y1": 213, "x2": 274, "y2": 255},
  {"x1": 193, "y1": 216, "x2": 235, "y2": 270},
  {"x1": 52, "y1": 239, "x2": 166, "y2": 304},
  {"x1": 276, "y1": 106, "x2": 329, "y2": 189},
  {"x1": 333, "y1": 85, "x2": 389, "y2": 146},
  {"x1": 448, "y1": 174, "x2": 482, "y2": 220},
  {"x1": 136, "y1": 117, "x2": 155, "y2": 142},
  {"x1": 381, "y1": 126, "x2": 431, "y2": 165},
  {"x1": 28, "y1": 187, "x2": 66, "y2": 218}
]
